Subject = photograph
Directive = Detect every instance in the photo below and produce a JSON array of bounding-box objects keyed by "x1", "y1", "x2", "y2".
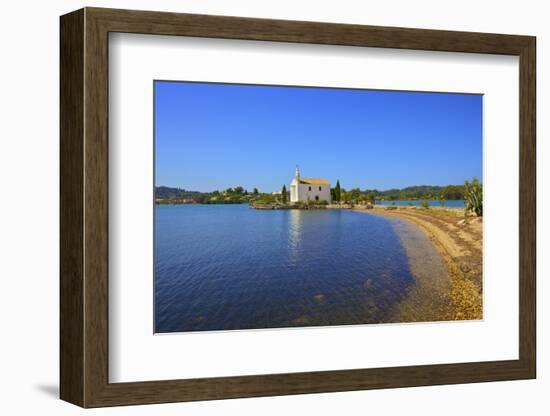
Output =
[
  {"x1": 49, "y1": 4, "x2": 540, "y2": 410},
  {"x1": 154, "y1": 80, "x2": 483, "y2": 333}
]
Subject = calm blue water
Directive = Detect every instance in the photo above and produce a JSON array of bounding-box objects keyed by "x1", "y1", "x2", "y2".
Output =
[
  {"x1": 155, "y1": 205, "x2": 418, "y2": 333},
  {"x1": 376, "y1": 199, "x2": 465, "y2": 207}
]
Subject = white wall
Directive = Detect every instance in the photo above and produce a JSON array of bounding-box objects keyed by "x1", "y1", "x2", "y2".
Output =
[
  {"x1": 297, "y1": 183, "x2": 331, "y2": 202},
  {"x1": 0, "y1": 1, "x2": 546, "y2": 415}
]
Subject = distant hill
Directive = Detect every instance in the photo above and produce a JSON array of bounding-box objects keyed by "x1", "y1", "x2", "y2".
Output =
[
  {"x1": 155, "y1": 186, "x2": 200, "y2": 199},
  {"x1": 379, "y1": 185, "x2": 445, "y2": 199}
]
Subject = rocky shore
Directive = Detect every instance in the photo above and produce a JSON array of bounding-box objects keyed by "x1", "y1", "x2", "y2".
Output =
[{"x1": 358, "y1": 205, "x2": 483, "y2": 321}]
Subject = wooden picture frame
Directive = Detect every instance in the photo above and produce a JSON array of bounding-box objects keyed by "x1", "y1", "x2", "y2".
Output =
[{"x1": 60, "y1": 7, "x2": 536, "y2": 408}]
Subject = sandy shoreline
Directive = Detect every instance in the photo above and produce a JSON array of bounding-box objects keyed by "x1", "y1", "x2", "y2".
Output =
[{"x1": 355, "y1": 205, "x2": 483, "y2": 321}]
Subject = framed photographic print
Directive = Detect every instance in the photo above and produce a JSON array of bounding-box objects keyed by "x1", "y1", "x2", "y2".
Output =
[{"x1": 60, "y1": 7, "x2": 536, "y2": 407}]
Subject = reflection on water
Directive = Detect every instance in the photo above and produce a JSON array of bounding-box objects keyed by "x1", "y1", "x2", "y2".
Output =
[
  {"x1": 288, "y1": 209, "x2": 302, "y2": 265},
  {"x1": 154, "y1": 205, "x2": 449, "y2": 333}
]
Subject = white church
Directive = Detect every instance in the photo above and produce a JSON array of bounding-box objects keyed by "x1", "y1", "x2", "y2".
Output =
[{"x1": 290, "y1": 166, "x2": 331, "y2": 203}]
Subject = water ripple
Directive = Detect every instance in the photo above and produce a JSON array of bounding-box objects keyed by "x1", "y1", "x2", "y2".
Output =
[{"x1": 155, "y1": 205, "x2": 422, "y2": 332}]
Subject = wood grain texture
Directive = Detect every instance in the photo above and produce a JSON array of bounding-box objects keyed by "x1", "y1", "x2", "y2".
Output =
[
  {"x1": 89, "y1": 7, "x2": 532, "y2": 54},
  {"x1": 83, "y1": 10, "x2": 110, "y2": 406},
  {"x1": 518, "y1": 38, "x2": 536, "y2": 376},
  {"x1": 59, "y1": 7, "x2": 537, "y2": 408},
  {"x1": 59, "y1": 8, "x2": 84, "y2": 407}
]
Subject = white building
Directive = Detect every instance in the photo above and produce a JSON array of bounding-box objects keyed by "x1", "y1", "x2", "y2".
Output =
[{"x1": 289, "y1": 166, "x2": 331, "y2": 203}]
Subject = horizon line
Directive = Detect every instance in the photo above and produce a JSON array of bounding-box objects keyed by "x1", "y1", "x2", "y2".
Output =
[{"x1": 155, "y1": 180, "x2": 481, "y2": 194}]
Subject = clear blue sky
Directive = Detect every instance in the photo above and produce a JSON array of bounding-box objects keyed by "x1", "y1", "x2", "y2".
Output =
[{"x1": 155, "y1": 81, "x2": 482, "y2": 192}]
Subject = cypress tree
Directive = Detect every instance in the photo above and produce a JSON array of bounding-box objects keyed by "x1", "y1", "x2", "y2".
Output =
[
  {"x1": 282, "y1": 185, "x2": 287, "y2": 203},
  {"x1": 335, "y1": 180, "x2": 341, "y2": 202}
]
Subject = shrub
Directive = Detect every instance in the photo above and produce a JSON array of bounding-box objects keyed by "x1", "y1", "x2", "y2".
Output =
[
  {"x1": 464, "y1": 177, "x2": 483, "y2": 216},
  {"x1": 420, "y1": 201, "x2": 430, "y2": 209}
]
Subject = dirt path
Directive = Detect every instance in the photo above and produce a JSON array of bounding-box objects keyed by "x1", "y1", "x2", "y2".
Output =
[{"x1": 356, "y1": 206, "x2": 483, "y2": 320}]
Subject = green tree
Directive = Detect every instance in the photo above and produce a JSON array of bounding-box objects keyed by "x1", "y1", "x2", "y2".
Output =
[
  {"x1": 350, "y1": 188, "x2": 361, "y2": 202},
  {"x1": 194, "y1": 194, "x2": 206, "y2": 204},
  {"x1": 335, "y1": 180, "x2": 341, "y2": 202},
  {"x1": 257, "y1": 194, "x2": 276, "y2": 203},
  {"x1": 440, "y1": 185, "x2": 465, "y2": 200},
  {"x1": 281, "y1": 185, "x2": 287, "y2": 203},
  {"x1": 366, "y1": 192, "x2": 376, "y2": 204},
  {"x1": 253, "y1": 188, "x2": 259, "y2": 195}
]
